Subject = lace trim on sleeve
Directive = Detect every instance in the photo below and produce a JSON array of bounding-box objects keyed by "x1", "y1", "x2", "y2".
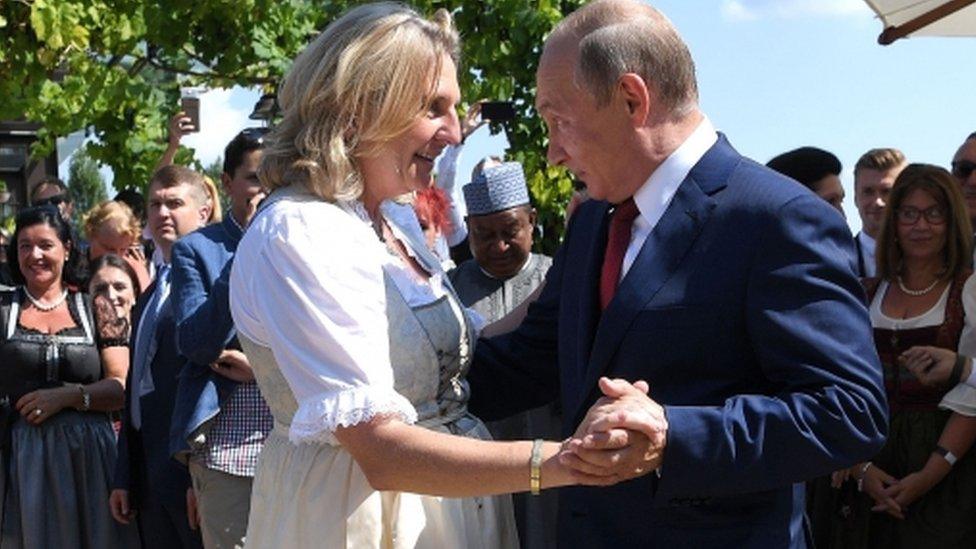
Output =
[{"x1": 288, "y1": 385, "x2": 418, "y2": 445}]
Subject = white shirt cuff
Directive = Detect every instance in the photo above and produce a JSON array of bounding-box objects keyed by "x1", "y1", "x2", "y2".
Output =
[{"x1": 967, "y1": 358, "x2": 976, "y2": 389}]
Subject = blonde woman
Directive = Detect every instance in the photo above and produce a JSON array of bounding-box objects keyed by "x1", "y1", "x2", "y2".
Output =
[
  {"x1": 84, "y1": 200, "x2": 151, "y2": 291},
  {"x1": 229, "y1": 4, "x2": 634, "y2": 548},
  {"x1": 201, "y1": 175, "x2": 223, "y2": 224}
]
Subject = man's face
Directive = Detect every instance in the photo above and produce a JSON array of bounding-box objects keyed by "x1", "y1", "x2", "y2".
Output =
[
  {"x1": 467, "y1": 206, "x2": 536, "y2": 279},
  {"x1": 32, "y1": 184, "x2": 74, "y2": 220},
  {"x1": 536, "y1": 45, "x2": 633, "y2": 204},
  {"x1": 854, "y1": 166, "x2": 901, "y2": 239},
  {"x1": 952, "y1": 138, "x2": 976, "y2": 224},
  {"x1": 146, "y1": 182, "x2": 209, "y2": 252},
  {"x1": 223, "y1": 149, "x2": 265, "y2": 222}
]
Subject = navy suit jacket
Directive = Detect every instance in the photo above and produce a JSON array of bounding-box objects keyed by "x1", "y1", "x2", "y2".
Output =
[
  {"x1": 169, "y1": 215, "x2": 243, "y2": 461},
  {"x1": 113, "y1": 278, "x2": 192, "y2": 507},
  {"x1": 468, "y1": 136, "x2": 888, "y2": 548}
]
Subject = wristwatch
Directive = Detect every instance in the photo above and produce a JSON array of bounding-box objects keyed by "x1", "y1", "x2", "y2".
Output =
[
  {"x1": 77, "y1": 385, "x2": 91, "y2": 412},
  {"x1": 934, "y1": 445, "x2": 958, "y2": 466}
]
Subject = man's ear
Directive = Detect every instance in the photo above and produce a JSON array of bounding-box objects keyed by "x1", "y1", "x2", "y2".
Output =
[
  {"x1": 528, "y1": 207, "x2": 538, "y2": 226},
  {"x1": 617, "y1": 73, "x2": 651, "y2": 126},
  {"x1": 198, "y1": 201, "x2": 213, "y2": 225},
  {"x1": 221, "y1": 171, "x2": 233, "y2": 194}
]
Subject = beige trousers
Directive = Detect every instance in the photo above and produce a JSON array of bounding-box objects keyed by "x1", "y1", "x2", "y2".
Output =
[{"x1": 189, "y1": 460, "x2": 253, "y2": 549}]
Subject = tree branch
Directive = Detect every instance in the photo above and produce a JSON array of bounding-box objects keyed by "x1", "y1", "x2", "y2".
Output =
[{"x1": 132, "y1": 55, "x2": 276, "y2": 85}]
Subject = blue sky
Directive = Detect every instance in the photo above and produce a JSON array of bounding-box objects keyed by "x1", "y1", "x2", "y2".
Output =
[{"x1": 76, "y1": 0, "x2": 975, "y2": 234}]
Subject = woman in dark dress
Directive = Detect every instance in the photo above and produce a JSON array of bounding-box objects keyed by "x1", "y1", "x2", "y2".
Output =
[
  {"x1": 813, "y1": 164, "x2": 976, "y2": 548},
  {"x1": 0, "y1": 206, "x2": 138, "y2": 548}
]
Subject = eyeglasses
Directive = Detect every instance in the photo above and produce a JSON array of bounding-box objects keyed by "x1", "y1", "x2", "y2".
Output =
[
  {"x1": 897, "y1": 206, "x2": 947, "y2": 225},
  {"x1": 952, "y1": 160, "x2": 976, "y2": 180}
]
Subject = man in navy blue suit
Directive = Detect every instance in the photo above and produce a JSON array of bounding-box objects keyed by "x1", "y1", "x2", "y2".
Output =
[
  {"x1": 169, "y1": 129, "x2": 273, "y2": 548},
  {"x1": 110, "y1": 165, "x2": 210, "y2": 549},
  {"x1": 467, "y1": 1, "x2": 888, "y2": 547}
]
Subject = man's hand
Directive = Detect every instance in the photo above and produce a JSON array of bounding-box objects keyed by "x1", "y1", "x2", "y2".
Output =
[
  {"x1": 900, "y1": 346, "x2": 970, "y2": 388},
  {"x1": 109, "y1": 489, "x2": 135, "y2": 524},
  {"x1": 186, "y1": 487, "x2": 200, "y2": 530},
  {"x1": 167, "y1": 112, "x2": 195, "y2": 148},
  {"x1": 244, "y1": 191, "x2": 267, "y2": 225},
  {"x1": 210, "y1": 349, "x2": 255, "y2": 382},
  {"x1": 461, "y1": 101, "x2": 487, "y2": 140},
  {"x1": 559, "y1": 377, "x2": 667, "y2": 481}
]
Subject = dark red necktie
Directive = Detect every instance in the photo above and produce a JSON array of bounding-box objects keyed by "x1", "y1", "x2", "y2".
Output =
[{"x1": 599, "y1": 198, "x2": 640, "y2": 310}]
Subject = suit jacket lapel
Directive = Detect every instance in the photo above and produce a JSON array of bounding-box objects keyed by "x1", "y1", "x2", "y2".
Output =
[
  {"x1": 573, "y1": 176, "x2": 717, "y2": 421},
  {"x1": 565, "y1": 202, "x2": 613, "y2": 412}
]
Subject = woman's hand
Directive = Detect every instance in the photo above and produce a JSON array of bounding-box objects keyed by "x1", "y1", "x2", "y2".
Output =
[
  {"x1": 93, "y1": 293, "x2": 130, "y2": 343},
  {"x1": 15, "y1": 387, "x2": 76, "y2": 425},
  {"x1": 109, "y1": 489, "x2": 135, "y2": 524},
  {"x1": 545, "y1": 439, "x2": 622, "y2": 489},
  {"x1": 880, "y1": 470, "x2": 937, "y2": 513},
  {"x1": 861, "y1": 464, "x2": 904, "y2": 519},
  {"x1": 830, "y1": 466, "x2": 856, "y2": 488},
  {"x1": 899, "y1": 346, "x2": 965, "y2": 387}
]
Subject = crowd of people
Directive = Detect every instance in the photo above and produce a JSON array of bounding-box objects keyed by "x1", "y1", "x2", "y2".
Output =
[{"x1": 1, "y1": 0, "x2": 975, "y2": 548}]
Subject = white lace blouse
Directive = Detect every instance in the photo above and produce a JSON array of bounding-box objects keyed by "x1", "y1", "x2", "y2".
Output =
[{"x1": 230, "y1": 193, "x2": 458, "y2": 444}]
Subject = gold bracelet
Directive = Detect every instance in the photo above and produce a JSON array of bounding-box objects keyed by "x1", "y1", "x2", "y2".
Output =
[{"x1": 530, "y1": 439, "x2": 543, "y2": 496}]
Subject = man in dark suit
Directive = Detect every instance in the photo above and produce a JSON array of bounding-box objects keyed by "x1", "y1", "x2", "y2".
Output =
[
  {"x1": 467, "y1": 1, "x2": 888, "y2": 547},
  {"x1": 169, "y1": 129, "x2": 273, "y2": 548},
  {"x1": 109, "y1": 165, "x2": 211, "y2": 549}
]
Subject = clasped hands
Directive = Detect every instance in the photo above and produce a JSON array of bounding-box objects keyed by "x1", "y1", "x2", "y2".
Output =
[{"x1": 558, "y1": 377, "x2": 668, "y2": 485}]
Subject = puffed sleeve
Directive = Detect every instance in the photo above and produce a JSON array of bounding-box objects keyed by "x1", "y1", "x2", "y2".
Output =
[
  {"x1": 232, "y1": 202, "x2": 416, "y2": 444},
  {"x1": 942, "y1": 274, "x2": 976, "y2": 416}
]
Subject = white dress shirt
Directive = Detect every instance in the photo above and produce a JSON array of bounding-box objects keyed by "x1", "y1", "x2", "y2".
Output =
[{"x1": 620, "y1": 117, "x2": 718, "y2": 280}]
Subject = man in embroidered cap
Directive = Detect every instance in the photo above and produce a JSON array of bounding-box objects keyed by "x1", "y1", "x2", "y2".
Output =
[
  {"x1": 449, "y1": 160, "x2": 552, "y2": 324},
  {"x1": 450, "y1": 159, "x2": 559, "y2": 549}
]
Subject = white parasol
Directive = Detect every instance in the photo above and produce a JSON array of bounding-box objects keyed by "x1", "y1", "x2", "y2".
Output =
[{"x1": 864, "y1": 0, "x2": 976, "y2": 44}]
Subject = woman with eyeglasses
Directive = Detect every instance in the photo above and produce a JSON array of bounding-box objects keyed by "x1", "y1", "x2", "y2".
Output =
[
  {"x1": 0, "y1": 206, "x2": 139, "y2": 547},
  {"x1": 822, "y1": 164, "x2": 976, "y2": 548}
]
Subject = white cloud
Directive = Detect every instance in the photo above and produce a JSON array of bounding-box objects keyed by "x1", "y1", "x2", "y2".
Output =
[
  {"x1": 721, "y1": 0, "x2": 759, "y2": 21},
  {"x1": 720, "y1": 0, "x2": 870, "y2": 21}
]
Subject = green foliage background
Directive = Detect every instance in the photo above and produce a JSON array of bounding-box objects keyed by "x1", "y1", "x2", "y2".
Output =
[
  {"x1": 66, "y1": 147, "x2": 107, "y2": 228},
  {"x1": 0, "y1": 0, "x2": 583, "y2": 252}
]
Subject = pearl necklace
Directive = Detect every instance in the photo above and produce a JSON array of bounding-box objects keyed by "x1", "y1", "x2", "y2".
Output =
[
  {"x1": 896, "y1": 276, "x2": 941, "y2": 297},
  {"x1": 23, "y1": 288, "x2": 68, "y2": 312}
]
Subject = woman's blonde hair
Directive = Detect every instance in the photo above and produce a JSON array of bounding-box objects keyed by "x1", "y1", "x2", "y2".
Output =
[
  {"x1": 876, "y1": 163, "x2": 973, "y2": 280},
  {"x1": 260, "y1": 2, "x2": 459, "y2": 202},
  {"x1": 202, "y1": 175, "x2": 223, "y2": 223},
  {"x1": 83, "y1": 200, "x2": 141, "y2": 242}
]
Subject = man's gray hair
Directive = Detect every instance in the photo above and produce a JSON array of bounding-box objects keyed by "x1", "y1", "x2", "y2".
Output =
[{"x1": 553, "y1": 0, "x2": 699, "y2": 119}]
